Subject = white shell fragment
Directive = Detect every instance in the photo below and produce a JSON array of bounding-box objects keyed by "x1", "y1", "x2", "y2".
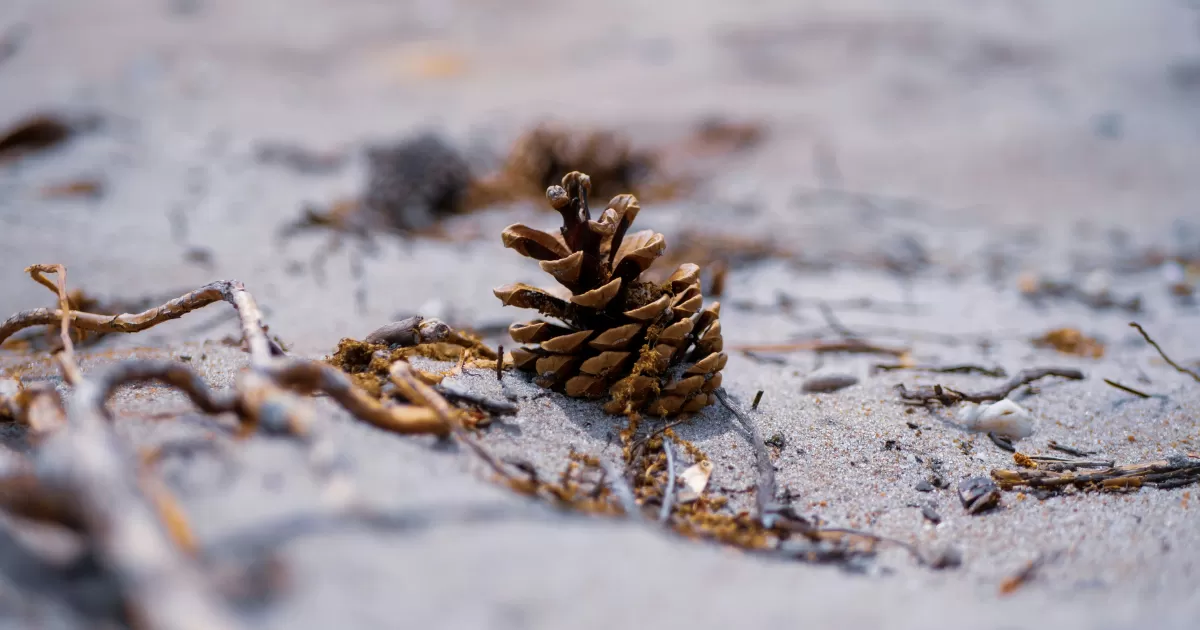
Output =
[
  {"x1": 676, "y1": 460, "x2": 714, "y2": 503},
  {"x1": 957, "y1": 399, "x2": 1035, "y2": 440}
]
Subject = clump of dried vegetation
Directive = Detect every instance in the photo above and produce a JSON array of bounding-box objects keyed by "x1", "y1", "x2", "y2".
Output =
[{"x1": 281, "y1": 119, "x2": 765, "y2": 243}]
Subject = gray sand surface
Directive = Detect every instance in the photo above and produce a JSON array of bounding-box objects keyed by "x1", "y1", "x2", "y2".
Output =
[{"x1": 2, "y1": 1, "x2": 1200, "y2": 628}]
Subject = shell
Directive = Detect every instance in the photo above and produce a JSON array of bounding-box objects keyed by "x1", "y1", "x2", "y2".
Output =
[{"x1": 958, "y1": 399, "x2": 1034, "y2": 439}]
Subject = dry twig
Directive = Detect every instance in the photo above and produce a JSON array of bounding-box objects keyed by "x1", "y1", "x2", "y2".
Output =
[
  {"x1": 732, "y1": 339, "x2": 908, "y2": 358},
  {"x1": 659, "y1": 437, "x2": 677, "y2": 524},
  {"x1": 1129, "y1": 322, "x2": 1200, "y2": 383},
  {"x1": 1103, "y1": 378, "x2": 1151, "y2": 399},
  {"x1": 874, "y1": 363, "x2": 1007, "y2": 378},
  {"x1": 895, "y1": 367, "x2": 1084, "y2": 406}
]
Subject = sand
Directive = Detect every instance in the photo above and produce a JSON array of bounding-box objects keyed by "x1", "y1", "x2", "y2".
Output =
[{"x1": 2, "y1": 0, "x2": 1200, "y2": 628}]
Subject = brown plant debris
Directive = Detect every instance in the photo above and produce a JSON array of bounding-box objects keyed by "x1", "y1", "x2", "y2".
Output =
[
  {"x1": 493, "y1": 170, "x2": 726, "y2": 417},
  {"x1": 325, "y1": 331, "x2": 498, "y2": 430},
  {"x1": 1018, "y1": 273, "x2": 1142, "y2": 313},
  {"x1": 999, "y1": 552, "x2": 1060, "y2": 596},
  {"x1": 363, "y1": 134, "x2": 474, "y2": 231},
  {"x1": 40, "y1": 177, "x2": 105, "y2": 200},
  {"x1": 281, "y1": 133, "x2": 474, "y2": 240},
  {"x1": 471, "y1": 124, "x2": 666, "y2": 205},
  {"x1": 0, "y1": 114, "x2": 72, "y2": 163},
  {"x1": 1013, "y1": 452, "x2": 1037, "y2": 469},
  {"x1": 468, "y1": 119, "x2": 765, "y2": 209},
  {"x1": 1032, "y1": 328, "x2": 1104, "y2": 359},
  {"x1": 477, "y1": 397, "x2": 911, "y2": 568},
  {"x1": 991, "y1": 454, "x2": 1200, "y2": 492},
  {"x1": 1129, "y1": 322, "x2": 1200, "y2": 383},
  {"x1": 895, "y1": 367, "x2": 1085, "y2": 406}
]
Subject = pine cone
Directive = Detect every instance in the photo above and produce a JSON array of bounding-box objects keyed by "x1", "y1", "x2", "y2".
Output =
[{"x1": 494, "y1": 171, "x2": 726, "y2": 417}]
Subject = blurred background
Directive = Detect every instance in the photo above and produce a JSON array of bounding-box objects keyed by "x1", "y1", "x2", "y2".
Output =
[{"x1": 4, "y1": 1, "x2": 1200, "y2": 340}]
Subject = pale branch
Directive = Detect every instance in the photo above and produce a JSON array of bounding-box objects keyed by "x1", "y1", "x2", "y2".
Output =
[
  {"x1": 25, "y1": 370, "x2": 244, "y2": 630},
  {"x1": 714, "y1": 389, "x2": 776, "y2": 525},
  {"x1": 25, "y1": 264, "x2": 82, "y2": 385},
  {"x1": 658, "y1": 436, "x2": 677, "y2": 524},
  {"x1": 732, "y1": 339, "x2": 908, "y2": 358},
  {"x1": 895, "y1": 367, "x2": 1084, "y2": 406},
  {"x1": 0, "y1": 280, "x2": 283, "y2": 361}
]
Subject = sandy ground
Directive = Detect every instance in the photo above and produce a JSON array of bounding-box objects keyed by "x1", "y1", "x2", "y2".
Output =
[{"x1": 3, "y1": 0, "x2": 1200, "y2": 628}]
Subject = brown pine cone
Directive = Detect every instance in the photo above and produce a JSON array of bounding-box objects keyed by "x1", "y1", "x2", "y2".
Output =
[{"x1": 494, "y1": 171, "x2": 725, "y2": 416}]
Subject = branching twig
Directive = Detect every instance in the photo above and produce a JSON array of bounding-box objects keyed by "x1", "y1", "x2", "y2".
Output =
[
  {"x1": 895, "y1": 367, "x2": 1084, "y2": 406},
  {"x1": 1130, "y1": 322, "x2": 1200, "y2": 383},
  {"x1": 25, "y1": 264, "x2": 82, "y2": 385},
  {"x1": 0, "y1": 280, "x2": 283, "y2": 362}
]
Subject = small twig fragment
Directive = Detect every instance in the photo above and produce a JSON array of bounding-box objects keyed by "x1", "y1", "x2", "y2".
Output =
[
  {"x1": 1103, "y1": 378, "x2": 1151, "y2": 399},
  {"x1": 999, "y1": 552, "x2": 1060, "y2": 596},
  {"x1": 714, "y1": 389, "x2": 776, "y2": 524},
  {"x1": 733, "y1": 339, "x2": 908, "y2": 357},
  {"x1": 659, "y1": 437, "x2": 677, "y2": 524},
  {"x1": 1129, "y1": 322, "x2": 1200, "y2": 383},
  {"x1": 1047, "y1": 440, "x2": 1095, "y2": 458},
  {"x1": 874, "y1": 363, "x2": 1007, "y2": 378}
]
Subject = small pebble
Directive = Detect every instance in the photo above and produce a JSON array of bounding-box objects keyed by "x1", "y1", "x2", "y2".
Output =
[
  {"x1": 927, "y1": 546, "x2": 963, "y2": 570},
  {"x1": 915, "y1": 480, "x2": 934, "y2": 492},
  {"x1": 958, "y1": 476, "x2": 1001, "y2": 515},
  {"x1": 801, "y1": 371, "x2": 858, "y2": 393},
  {"x1": 921, "y1": 505, "x2": 942, "y2": 524}
]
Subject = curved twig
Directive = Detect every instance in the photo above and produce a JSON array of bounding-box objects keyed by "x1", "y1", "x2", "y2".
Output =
[{"x1": 1130, "y1": 322, "x2": 1200, "y2": 383}]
